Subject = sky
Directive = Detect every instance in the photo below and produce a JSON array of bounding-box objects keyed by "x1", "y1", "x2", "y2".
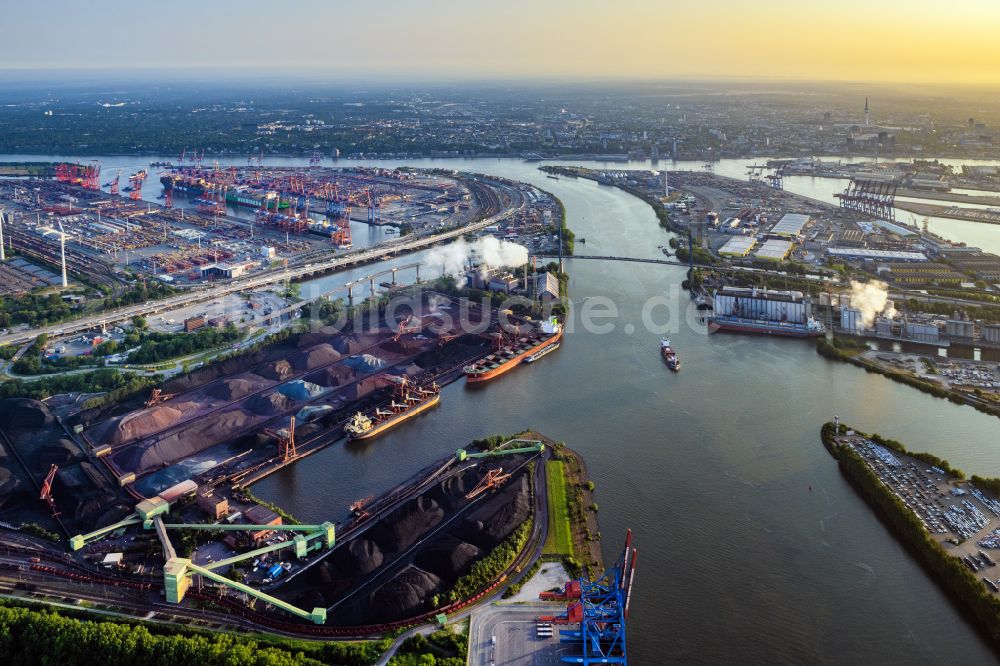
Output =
[{"x1": 3, "y1": 0, "x2": 1000, "y2": 85}]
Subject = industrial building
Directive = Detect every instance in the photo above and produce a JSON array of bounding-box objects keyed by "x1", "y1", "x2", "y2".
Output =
[
  {"x1": 946, "y1": 319, "x2": 975, "y2": 339},
  {"x1": 197, "y1": 493, "x2": 230, "y2": 520},
  {"x1": 533, "y1": 272, "x2": 560, "y2": 303},
  {"x1": 718, "y1": 236, "x2": 756, "y2": 258},
  {"x1": 884, "y1": 262, "x2": 965, "y2": 285},
  {"x1": 201, "y1": 262, "x2": 252, "y2": 279},
  {"x1": 713, "y1": 287, "x2": 814, "y2": 323},
  {"x1": 869, "y1": 219, "x2": 918, "y2": 238},
  {"x1": 827, "y1": 248, "x2": 927, "y2": 262},
  {"x1": 768, "y1": 213, "x2": 810, "y2": 239},
  {"x1": 755, "y1": 239, "x2": 794, "y2": 262}
]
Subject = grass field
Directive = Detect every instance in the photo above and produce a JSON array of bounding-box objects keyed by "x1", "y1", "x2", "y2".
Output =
[{"x1": 543, "y1": 459, "x2": 574, "y2": 557}]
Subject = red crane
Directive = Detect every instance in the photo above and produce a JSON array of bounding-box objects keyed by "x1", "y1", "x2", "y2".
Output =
[
  {"x1": 39, "y1": 464, "x2": 60, "y2": 517},
  {"x1": 109, "y1": 170, "x2": 121, "y2": 196},
  {"x1": 83, "y1": 160, "x2": 101, "y2": 190},
  {"x1": 145, "y1": 388, "x2": 175, "y2": 407},
  {"x1": 465, "y1": 468, "x2": 513, "y2": 500},
  {"x1": 265, "y1": 416, "x2": 297, "y2": 463},
  {"x1": 349, "y1": 495, "x2": 374, "y2": 519},
  {"x1": 125, "y1": 169, "x2": 146, "y2": 201}
]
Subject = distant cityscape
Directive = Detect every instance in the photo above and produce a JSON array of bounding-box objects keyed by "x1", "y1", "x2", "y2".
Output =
[{"x1": 2, "y1": 81, "x2": 999, "y2": 160}]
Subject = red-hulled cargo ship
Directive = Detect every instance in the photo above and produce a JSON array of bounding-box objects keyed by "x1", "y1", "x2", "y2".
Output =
[{"x1": 464, "y1": 318, "x2": 562, "y2": 383}]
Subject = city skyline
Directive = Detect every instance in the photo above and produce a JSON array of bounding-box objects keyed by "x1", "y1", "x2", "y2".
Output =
[{"x1": 3, "y1": 0, "x2": 1000, "y2": 85}]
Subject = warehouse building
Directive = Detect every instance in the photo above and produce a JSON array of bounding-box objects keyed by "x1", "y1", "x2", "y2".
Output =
[
  {"x1": 718, "y1": 236, "x2": 756, "y2": 258},
  {"x1": 755, "y1": 239, "x2": 794, "y2": 262},
  {"x1": 768, "y1": 213, "x2": 810, "y2": 239}
]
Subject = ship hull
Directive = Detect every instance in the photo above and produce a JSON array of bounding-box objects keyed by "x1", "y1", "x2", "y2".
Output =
[
  {"x1": 708, "y1": 317, "x2": 824, "y2": 338},
  {"x1": 466, "y1": 329, "x2": 562, "y2": 383},
  {"x1": 347, "y1": 393, "x2": 440, "y2": 441}
]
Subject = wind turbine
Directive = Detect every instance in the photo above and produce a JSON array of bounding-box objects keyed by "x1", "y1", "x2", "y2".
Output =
[{"x1": 57, "y1": 221, "x2": 68, "y2": 287}]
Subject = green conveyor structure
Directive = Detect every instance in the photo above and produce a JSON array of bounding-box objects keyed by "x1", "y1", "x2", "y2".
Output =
[
  {"x1": 69, "y1": 513, "x2": 143, "y2": 551},
  {"x1": 71, "y1": 493, "x2": 334, "y2": 624},
  {"x1": 166, "y1": 558, "x2": 326, "y2": 624},
  {"x1": 456, "y1": 438, "x2": 545, "y2": 461},
  {"x1": 152, "y1": 519, "x2": 334, "y2": 623}
]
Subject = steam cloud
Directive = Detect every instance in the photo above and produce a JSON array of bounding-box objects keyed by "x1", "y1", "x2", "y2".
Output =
[
  {"x1": 426, "y1": 237, "x2": 529, "y2": 279},
  {"x1": 847, "y1": 280, "x2": 894, "y2": 327}
]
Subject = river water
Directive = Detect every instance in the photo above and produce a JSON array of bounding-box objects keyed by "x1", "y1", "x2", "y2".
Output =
[{"x1": 7, "y1": 153, "x2": 1000, "y2": 661}]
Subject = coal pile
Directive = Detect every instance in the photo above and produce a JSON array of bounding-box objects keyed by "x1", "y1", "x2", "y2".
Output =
[
  {"x1": 289, "y1": 459, "x2": 533, "y2": 626},
  {"x1": 367, "y1": 496, "x2": 446, "y2": 553},
  {"x1": 459, "y1": 474, "x2": 531, "y2": 549},
  {"x1": 0, "y1": 398, "x2": 56, "y2": 430},
  {"x1": 0, "y1": 398, "x2": 123, "y2": 533},
  {"x1": 414, "y1": 536, "x2": 482, "y2": 579},
  {"x1": 361, "y1": 565, "x2": 442, "y2": 623}
]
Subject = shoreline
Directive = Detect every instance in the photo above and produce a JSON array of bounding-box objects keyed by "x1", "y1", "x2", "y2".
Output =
[
  {"x1": 816, "y1": 338, "x2": 1000, "y2": 419},
  {"x1": 821, "y1": 422, "x2": 1000, "y2": 649}
]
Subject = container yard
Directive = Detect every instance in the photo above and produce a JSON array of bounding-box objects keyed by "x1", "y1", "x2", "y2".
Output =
[{"x1": 0, "y1": 165, "x2": 479, "y2": 287}]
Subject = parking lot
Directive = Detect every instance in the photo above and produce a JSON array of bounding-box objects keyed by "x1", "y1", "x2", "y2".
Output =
[
  {"x1": 841, "y1": 434, "x2": 1000, "y2": 593},
  {"x1": 469, "y1": 604, "x2": 570, "y2": 666}
]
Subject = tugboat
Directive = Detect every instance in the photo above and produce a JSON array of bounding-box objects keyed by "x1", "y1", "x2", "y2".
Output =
[
  {"x1": 660, "y1": 338, "x2": 680, "y2": 371},
  {"x1": 344, "y1": 378, "x2": 440, "y2": 441}
]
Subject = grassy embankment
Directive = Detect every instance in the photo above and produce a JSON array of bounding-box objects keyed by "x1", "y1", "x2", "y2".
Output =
[
  {"x1": 821, "y1": 422, "x2": 1000, "y2": 645},
  {"x1": 544, "y1": 460, "x2": 574, "y2": 557}
]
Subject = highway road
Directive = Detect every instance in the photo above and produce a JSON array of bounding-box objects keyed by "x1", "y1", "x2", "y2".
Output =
[{"x1": 0, "y1": 180, "x2": 522, "y2": 348}]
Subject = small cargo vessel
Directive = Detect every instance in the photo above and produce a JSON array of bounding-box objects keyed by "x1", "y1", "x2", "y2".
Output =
[
  {"x1": 344, "y1": 379, "x2": 440, "y2": 441},
  {"x1": 464, "y1": 317, "x2": 562, "y2": 383},
  {"x1": 661, "y1": 338, "x2": 680, "y2": 371}
]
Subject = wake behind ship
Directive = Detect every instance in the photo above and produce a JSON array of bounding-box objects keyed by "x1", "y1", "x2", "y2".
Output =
[
  {"x1": 464, "y1": 317, "x2": 562, "y2": 383},
  {"x1": 708, "y1": 286, "x2": 825, "y2": 337}
]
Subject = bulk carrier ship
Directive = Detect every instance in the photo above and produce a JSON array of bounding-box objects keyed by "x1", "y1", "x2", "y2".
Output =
[
  {"x1": 464, "y1": 317, "x2": 562, "y2": 383},
  {"x1": 344, "y1": 379, "x2": 440, "y2": 441},
  {"x1": 708, "y1": 286, "x2": 825, "y2": 337}
]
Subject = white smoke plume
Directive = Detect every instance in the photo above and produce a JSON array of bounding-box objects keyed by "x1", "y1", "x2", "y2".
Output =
[
  {"x1": 848, "y1": 280, "x2": 893, "y2": 327},
  {"x1": 426, "y1": 237, "x2": 529, "y2": 279}
]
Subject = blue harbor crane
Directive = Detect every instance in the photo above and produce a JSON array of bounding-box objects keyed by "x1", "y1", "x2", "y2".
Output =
[{"x1": 558, "y1": 530, "x2": 637, "y2": 664}]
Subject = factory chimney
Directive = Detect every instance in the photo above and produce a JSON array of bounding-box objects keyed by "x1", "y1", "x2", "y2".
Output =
[
  {"x1": 864, "y1": 97, "x2": 870, "y2": 127},
  {"x1": 0, "y1": 208, "x2": 5, "y2": 261}
]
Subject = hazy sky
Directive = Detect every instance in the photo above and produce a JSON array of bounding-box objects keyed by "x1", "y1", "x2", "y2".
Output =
[{"x1": 4, "y1": 0, "x2": 999, "y2": 84}]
